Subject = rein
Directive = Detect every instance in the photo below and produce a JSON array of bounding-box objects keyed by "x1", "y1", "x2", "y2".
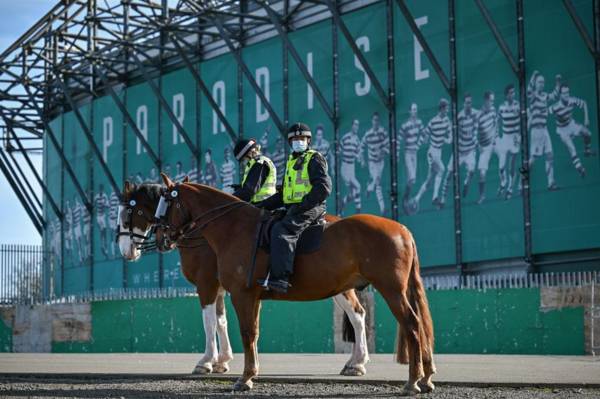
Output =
[{"x1": 166, "y1": 200, "x2": 248, "y2": 244}]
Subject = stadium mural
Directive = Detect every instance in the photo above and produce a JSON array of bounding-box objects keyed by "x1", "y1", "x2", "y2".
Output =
[{"x1": 43, "y1": 1, "x2": 600, "y2": 295}]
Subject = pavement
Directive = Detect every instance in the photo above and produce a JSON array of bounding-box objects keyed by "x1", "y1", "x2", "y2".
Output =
[{"x1": 1, "y1": 353, "x2": 599, "y2": 387}]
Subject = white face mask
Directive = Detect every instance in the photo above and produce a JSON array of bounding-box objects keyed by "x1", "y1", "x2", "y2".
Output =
[{"x1": 291, "y1": 139, "x2": 308, "y2": 153}]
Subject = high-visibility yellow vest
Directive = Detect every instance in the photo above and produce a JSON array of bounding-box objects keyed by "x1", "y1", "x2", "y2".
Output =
[
  {"x1": 242, "y1": 155, "x2": 277, "y2": 203},
  {"x1": 282, "y1": 150, "x2": 317, "y2": 204}
]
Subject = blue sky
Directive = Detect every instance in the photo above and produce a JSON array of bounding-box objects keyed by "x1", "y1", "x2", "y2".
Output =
[{"x1": 0, "y1": 1, "x2": 54, "y2": 244}]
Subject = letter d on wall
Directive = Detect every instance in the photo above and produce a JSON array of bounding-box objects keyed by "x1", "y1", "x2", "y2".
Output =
[{"x1": 255, "y1": 66, "x2": 270, "y2": 123}]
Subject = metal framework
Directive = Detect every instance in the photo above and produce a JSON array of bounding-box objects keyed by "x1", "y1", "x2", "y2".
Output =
[{"x1": 1, "y1": 0, "x2": 599, "y2": 279}]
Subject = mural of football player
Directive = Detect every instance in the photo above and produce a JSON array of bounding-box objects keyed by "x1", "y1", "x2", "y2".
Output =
[
  {"x1": 72, "y1": 197, "x2": 84, "y2": 264},
  {"x1": 163, "y1": 163, "x2": 172, "y2": 181},
  {"x1": 188, "y1": 155, "x2": 199, "y2": 183},
  {"x1": 412, "y1": 99, "x2": 452, "y2": 211},
  {"x1": 202, "y1": 149, "x2": 219, "y2": 187},
  {"x1": 313, "y1": 124, "x2": 335, "y2": 178},
  {"x1": 148, "y1": 167, "x2": 159, "y2": 183},
  {"x1": 134, "y1": 171, "x2": 144, "y2": 185},
  {"x1": 475, "y1": 91, "x2": 499, "y2": 204},
  {"x1": 108, "y1": 190, "x2": 120, "y2": 258},
  {"x1": 82, "y1": 196, "x2": 91, "y2": 261},
  {"x1": 361, "y1": 112, "x2": 389, "y2": 214},
  {"x1": 220, "y1": 146, "x2": 236, "y2": 193},
  {"x1": 174, "y1": 160, "x2": 186, "y2": 182},
  {"x1": 527, "y1": 70, "x2": 561, "y2": 190},
  {"x1": 270, "y1": 136, "x2": 286, "y2": 185},
  {"x1": 340, "y1": 119, "x2": 364, "y2": 214},
  {"x1": 398, "y1": 103, "x2": 425, "y2": 211},
  {"x1": 497, "y1": 84, "x2": 521, "y2": 199},
  {"x1": 94, "y1": 184, "x2": 109, "y2": 258},
  {"x1": 549, "y1": 82, "x2": 594, "y2": 177}
]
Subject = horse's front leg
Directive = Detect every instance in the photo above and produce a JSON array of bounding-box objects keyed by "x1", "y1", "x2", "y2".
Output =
[
  {"x1": 192, "y1": 278, "x2": 220, "y2": 375},
  {"x1": 213, "y1": 287, "x2": 234, "y2": 373},
  {"x1": 230, "y1": 292, "x2": 261, "y2": 391}
]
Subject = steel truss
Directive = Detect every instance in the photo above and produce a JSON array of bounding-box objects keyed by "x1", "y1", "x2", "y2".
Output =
[{"x1": 1, "y1": 0, "x2": 598, "y2": 280}]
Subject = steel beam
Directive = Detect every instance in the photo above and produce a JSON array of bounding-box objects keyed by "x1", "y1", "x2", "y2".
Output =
[
  {"x1": 0, "y1": 122, "x2": 62, "y2": 220},
  {"x1": 21, "y1": 84, "x2": 93, "y2": 211},
  {"x1": 212, "y1": 15, "x2": 287, "y2": 138},
  {"x1": 260, "y1": 1, "x2": 335, "y2": 123},
  {"x1": 0, "y1": 151, "x2": 42, "y2": 234},
  {"x1": 562, "y1": 0, "x2": 599, "y2": 60},
  {"x1": 0, "y1": 147, "x2": 42, "y2": 221},
  {"x1": 94, "y1": 64, "x2": 161, "y2": 168},
  {"x1": 6, "y1": 147, "x2": 42, "y2": 210},
  {"x1": 129, "y1": 48, "x2": 199, "y2": 155},
  {"x1": 324, "y1": 0, "x2": 391, "y2": 111},
  {"x1": 394, "y1": 0, "x2": 451, "y2": 95},
  {"x1": 386, "y1": 0, "x2": 398, "y2": 221},
  {"x1": 474, "y1": 0, "x2": 519, "y2": 75},
  {"x1": 55, "y1": 75, "x2": 122, "y2": 197},
  {"x1": 517, "y1": 0, "x2": 533, "y2": 268},
  {"x1": 448, "y1": 0, "x2": 463, "y2": 275},
  {"x1": 168, "y1": 32, "x2": 238, "y2": 142}
]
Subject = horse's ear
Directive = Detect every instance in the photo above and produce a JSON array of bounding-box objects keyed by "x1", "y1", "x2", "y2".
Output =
[
  {"x1": 160, "y1": 172, "x2": 174, "y2": 188},
  {"x1": 182, "y1": 175, "x2": 189, "y2": 183},
  {"x1": 124, "y1": 180, "x2": 132, "y2": 195}
]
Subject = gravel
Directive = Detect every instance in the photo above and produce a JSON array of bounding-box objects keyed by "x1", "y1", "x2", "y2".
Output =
[{"x1": 1, "y1": 376, "x2": 598, "y2": 398}]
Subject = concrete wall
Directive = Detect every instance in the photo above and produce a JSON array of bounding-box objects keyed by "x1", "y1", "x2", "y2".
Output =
[{"x1": 0, "y1": 286, "x2": 593, "y2": 355}]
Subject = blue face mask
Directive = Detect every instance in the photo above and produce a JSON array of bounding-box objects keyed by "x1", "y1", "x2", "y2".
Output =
[{"x1": 291, "y1": 140, "x2": 308, "y2": 153}]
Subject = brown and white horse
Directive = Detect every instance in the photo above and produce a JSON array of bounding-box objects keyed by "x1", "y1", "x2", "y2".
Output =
[
  {"x1": 117, "y1": 181, "x2": 370, "y2": 376},
  {"x1": 145, "y1": 174, "x2": 435, "y2": 395}
]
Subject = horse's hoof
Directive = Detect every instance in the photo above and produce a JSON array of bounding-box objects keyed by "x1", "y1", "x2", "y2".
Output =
[
  {"x1": 340, "y1": 365, "x2": 366, "y2": 376},
  {"x1": 192, "y1": 364, "x2": 212, "y2": 375},
  {"x1": 233, "y1": 379, "x2": 253, "y2": 391},
  {"x1": 400, "y1": 382, "x2": 421, "y2": 396},
  {"x1": 212, "y1": 363, "x2": 230, "y2": 374},
  {"x1": 418, "y1": 380, "x2": 435, "y2": 393}
]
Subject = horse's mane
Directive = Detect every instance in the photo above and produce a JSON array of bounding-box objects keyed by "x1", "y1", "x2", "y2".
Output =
[
  {"x1": 181, "y1": 182, "x2": 242, "y2": 203},
  {"x1": 128, "y1": 182, "x2": 163, "y2": 203}
]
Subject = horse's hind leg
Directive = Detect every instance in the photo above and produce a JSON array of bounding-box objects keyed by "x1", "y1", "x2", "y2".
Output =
[
  {"x1": 376, "y1": 285, "x2": 424, "y2": 395},
  {"x1": 213, "y1": 287, "x2": 234, "y2": 373},
  {"x1": 230, "y1": 292, "x2": 261, "y2": 391},
  {"x1": 333, "y1": 290, "x2": 369, "y2": 376}
]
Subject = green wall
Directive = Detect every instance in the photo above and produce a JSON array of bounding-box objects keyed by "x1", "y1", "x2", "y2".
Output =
[
  {"x1": 0, "y1": 315, "x2": 11, "y2": 353},
  {"x1": 43, "y1": 0, "x2": 600, "y2": 294},
  {"x1": 48, "y1": 288, "x2": 584, "y2": 355}
]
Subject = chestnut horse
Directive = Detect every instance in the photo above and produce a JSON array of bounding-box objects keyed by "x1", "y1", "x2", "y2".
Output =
[
  {"x1": 117, "y1": 181, "x2": 371, "y2": 376},
  {"x1": 149, "y1": 174, "x2": 436, "y2": 395}
]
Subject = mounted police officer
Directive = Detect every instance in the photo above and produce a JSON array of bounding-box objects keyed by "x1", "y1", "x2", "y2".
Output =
[
  {"x1": 232, "y1": 138, "x2": 277, "y2": 204},
  {"x1": 258, "y1": 122, "x2": 332, "y2": 293}
]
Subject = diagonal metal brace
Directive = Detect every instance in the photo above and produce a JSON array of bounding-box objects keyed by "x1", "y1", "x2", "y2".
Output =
[
  {"x1": 325, "y1": 0, "x2": 391, "y2": 110},
  {"x1": 394, "y1": 0, "x2": 451, "y2": 93},
  {"x1": 212, "y1": 15, "x2": 287, "y2": 138},
  {"x1": 130, "y1": 48, "x2": 199, "y2": 155},
  {"x1": 168, "y1": 32, "x2": 238, "y2": 142},
  {"x1": 562, "y1": 0, "x2": 599, "y2": 60},
  {"x1": 56, "y1": 74, "x2": 122, "y2": 197},
  {"x1": 260, "y1": 1, "x2": 335, "y2": 123},
  {"x1": 94, "y1": 64, "x2": 161, "y2": 168},
  {"x1": 474, "y1": 0, "x2": 519, "y2": 75}
]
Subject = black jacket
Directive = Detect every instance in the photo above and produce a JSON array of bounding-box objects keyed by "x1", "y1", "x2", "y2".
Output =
[
  {"x1": 232, "y1": 158, "x2": 272, "y2": 203},
  {"x1": 259, "y1": 150, "x2": 331, "y2": 211}
]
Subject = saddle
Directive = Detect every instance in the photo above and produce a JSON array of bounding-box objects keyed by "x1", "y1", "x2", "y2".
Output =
[
  {"x1": 246, "y1": 209, "x2": 330, "y2": 288},
  {"x1": 257, "y1": 209, "x2": 328, "y2": 254}
]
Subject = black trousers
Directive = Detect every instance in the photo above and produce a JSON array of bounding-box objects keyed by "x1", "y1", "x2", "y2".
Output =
[{"x1": 269, "y1": 204, "x2": 326, "y2": 279}]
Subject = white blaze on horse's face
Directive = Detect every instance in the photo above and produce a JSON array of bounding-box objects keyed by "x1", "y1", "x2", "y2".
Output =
[{"x1": 118, "y1": 204, "x2": 146, "y2": 261}]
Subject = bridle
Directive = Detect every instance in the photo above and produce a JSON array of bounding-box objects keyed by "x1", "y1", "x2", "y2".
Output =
[
  {"x1": 115, "y1": 198, "x2": 158, "y2": 252},
  {"x1": 156, "y1": 184, "x2": 248, "y2": 248}
]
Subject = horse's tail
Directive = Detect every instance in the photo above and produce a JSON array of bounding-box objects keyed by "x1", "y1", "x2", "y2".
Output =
[{"x1": 395, "y1": 237, "x2": 434, "y2": 364}]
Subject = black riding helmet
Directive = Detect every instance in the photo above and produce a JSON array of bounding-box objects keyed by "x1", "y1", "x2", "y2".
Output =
[
  {"x1": 287, "y1": 122, "x2": 312, "y2": 142},
  {"x1": 233, "y1": 138, "x2": 258, "y2": 161}
]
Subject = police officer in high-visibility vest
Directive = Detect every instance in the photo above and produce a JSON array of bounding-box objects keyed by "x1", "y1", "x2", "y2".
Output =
[
  {"x1": 232, "y1": 138, "x2": 277, "y2": 204},
  {"x1": 258, "y1": 123, "x2": 332, "y2": 293}
]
